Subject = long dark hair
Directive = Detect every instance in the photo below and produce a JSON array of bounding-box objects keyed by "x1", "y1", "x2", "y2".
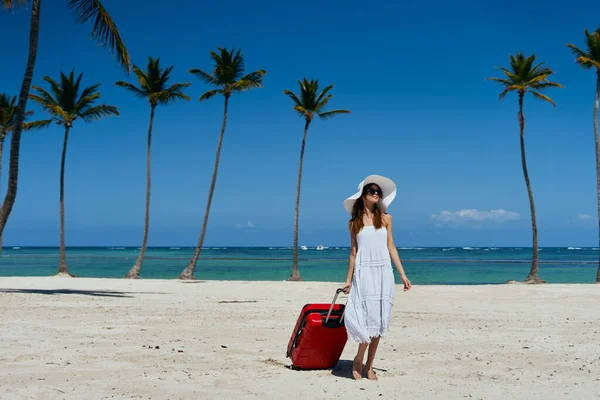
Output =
[{"x1": 349, "y1": 184, "x2": 383, "y2": 236}]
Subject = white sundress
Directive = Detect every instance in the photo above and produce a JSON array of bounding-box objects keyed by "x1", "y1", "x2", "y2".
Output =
[{"x1": 344, "y1": 225, "x2": 395, "y2": 343}]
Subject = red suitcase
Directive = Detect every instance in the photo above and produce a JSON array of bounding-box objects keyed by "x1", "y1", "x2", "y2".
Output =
[{"x1": 286, "y1": 289, "x2": 348, "y2": 370}]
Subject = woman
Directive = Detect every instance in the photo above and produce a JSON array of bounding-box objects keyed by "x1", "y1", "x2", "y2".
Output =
[{"x1": 341, "y1": 174, "x2": 411, "y2": 381}]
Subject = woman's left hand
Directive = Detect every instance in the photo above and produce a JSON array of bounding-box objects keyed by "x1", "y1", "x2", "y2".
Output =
[{"x1": 401, "y1": 275, "x2": 411, "y2": 291}]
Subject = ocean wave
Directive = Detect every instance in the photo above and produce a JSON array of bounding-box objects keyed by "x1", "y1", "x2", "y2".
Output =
[
  {"x1": 399, "y1": 247, "x2": 425, "y2": 250},
  {"x1": 442, "y1": 248, "x2": 455, "y2": 251},
  {"x1": 169, "y1": 247, "x2": 181, "y2": 250},
  {"x1": 567, "y1": 247, "x2": 582, "y2": 250},
  {"x1": 108, "y1": 247, "x2": 126, "y2": 250},
  {"x1": 462, "y1": 247, "x2": 479, "y2": 250},
  {"x1": 12, "y1": 247, "x2": 21, "y2": 250}
]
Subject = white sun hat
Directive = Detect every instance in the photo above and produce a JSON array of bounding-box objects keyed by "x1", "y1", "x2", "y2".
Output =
[{"x1": 343, "y1": 174, "x2": 397, "y2": 214}]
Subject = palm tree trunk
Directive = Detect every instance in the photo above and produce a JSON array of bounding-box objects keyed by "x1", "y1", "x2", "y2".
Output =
[
  {"x1": 125, "y1": 106, "x2": 155, "y2": 279},
  {"x1": 290, "y1": 120, "x2": 310, "y2": 281},
  {"x1": 178, "y1": 95, "x2": 230, "y2": 280},
  {"x1": 57, "y1": 125, "x2": 71, "y2": 276},
  {"x1": 0, "y1": 135, "x2": 5, "y2": 201},
  {"x1": 519, "y1": 93, "x2": 541, "y2": 283},
  {"x1": 0, "y1": 0, "x2": 41, "y2": 255},
  {"x1": 594, "y1": 71, "x2": 600, "y2": 283}
]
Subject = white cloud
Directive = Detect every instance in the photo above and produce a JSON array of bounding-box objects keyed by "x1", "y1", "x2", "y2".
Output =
[
  {"x1": 577, "y1": 214, "x2": 595, "y2": 222},
  {"x1": 234, "y1": 221, "x2": 255, "y2": 230},
  {"x1": 430, "y1": 209, "x2": 520, "y2": 228}
]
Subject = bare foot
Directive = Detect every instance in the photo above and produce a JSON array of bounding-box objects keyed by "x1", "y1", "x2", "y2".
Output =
[
  {"x1": 352, "y1": 357, "x2": 363, "y2": 380},
  {"x1": 365, "y1": 365, "x2": 378, "y2": 381}
]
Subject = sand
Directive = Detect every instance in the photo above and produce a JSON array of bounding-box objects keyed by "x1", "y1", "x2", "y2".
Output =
[{"x1": 0, "y1": 277, "x2": 599, "y2": 399}]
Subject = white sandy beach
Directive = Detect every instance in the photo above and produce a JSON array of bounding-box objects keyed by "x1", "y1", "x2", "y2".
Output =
[{"x1": 0, "y1": 277, "x2": 599, "y2": 400}]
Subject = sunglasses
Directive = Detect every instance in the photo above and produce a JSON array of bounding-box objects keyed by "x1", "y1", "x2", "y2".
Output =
[{"x1": 366, "y1": 187, "x2": 382, "y2": 197}]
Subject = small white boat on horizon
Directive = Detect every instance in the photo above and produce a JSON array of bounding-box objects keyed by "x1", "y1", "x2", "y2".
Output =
[
  {"x1": 316, "y1": 245, "x2": 327, "y2": 251},
  {"x1": 300, "y1": 245, "x2": 308, "y2": 251}
]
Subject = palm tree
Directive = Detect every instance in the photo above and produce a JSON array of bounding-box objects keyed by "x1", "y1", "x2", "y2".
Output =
[
  {"x1": 488, "y1": 53, "x2": 563, "y2": 284},
  {"x1": 567, "y1": 28, "x2": 600, "y2": 283},
  {"x1": 115, "y1": 57, "x2": 191, "y2": 279},
  {"x1": 284, "y1": 78, "x2": 350, "y2": 281},
  {"x1": 0, "y1": 93, "x2": 49, "y2": 196},
  {"x1": 178, "y1": 47, "x2": 266, "y2": 280},
  {"x1": 29, "y1": 69, "x2": 119, "y2": 276},
  {"x1": 0, "y1": 0, "x2": 129, "y2": 253}
]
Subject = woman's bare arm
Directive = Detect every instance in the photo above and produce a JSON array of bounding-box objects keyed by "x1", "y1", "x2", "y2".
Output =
[
  {"x1": 384, "y1": 214, "x2": 411, "y2": 290},
  {"x1": 342, "y1": 223, "x2": 358, "y2": 292}
]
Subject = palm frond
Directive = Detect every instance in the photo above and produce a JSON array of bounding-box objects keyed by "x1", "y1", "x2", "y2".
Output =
[
  {"x1": 32, "y1": 69, "x2": 117, "y2": 127},
  {"x1": 285, "y1": 78, "x2": 348, "y2": 121},
  {"x1": 166, "y1": 91, "x2": 191, "y2": 103},
  {"x1": 577, "y1": 56, "x2": 600, "y2": 69},
  {"x1": 496, "y1": 67, "x2": 515, "y2": 79},
  {"x1": 567, "y1": 29, "x2": 600, "y2": 70},
  {"x1": 529, "y1": 81, "x2": 564, "y2": 91},
  {"x1": 486, "y1": 77, "x2": 513, "y2": 86},
  {"x1": 318, "y1": 109, "x2": 351, "y2": 120},
  {"x1": 232, "y1": 70, "x2": 266, "y2": 92},
  {"x1": 28, "y1": 88, "x2": 59, "y2": 111},
  {"x1": 67, "y1": 0, "x2": 130, "y2": 72},
  {"x1": 166, "y1": 82, "x2": 192, "y2": 94},
  {"x1": 211, "y1": 48, "x2": 245, "y2": 84},
  {"x1": 293, "y1": 105, "x2": 310, "y2": 119},
  {"x1": 23, "y1": 119, "x2": 53, "y2": 131},
  {"x1": 199, "y1": 89, "x2": 221, "y2": 102},
  {"x1": 0, "y1": 93, "x2": 17, "y2": 127},
  {"x1": 489, "y1": 53, "x2": 561, "y2": 103},
  {"x1": 530, "y1": 66, "x2": 554, "y2": 80},
  {"x1": 73, "y1": 92, "x2": 102, "y2": 115},
  {"x1": 283, "y1": 90, "x2": 302, "y2": 108},
  {"x1": 497, "y1": 88, "x2": 512, "y2": 100},
  {"x1": 159, "y1": 64, "x2": 174, "y2": 86},
  {"x1": 188, "y1": 68, "x2": 219, "y2": 86},
  {"x1": 79, "y1": 104, "x2": 119, "y2": 122},
  {"x1": 315, "y1": 84, "x2": 334, "y2": 106},
  {"x1": 118, "y1": 59, "x2": 189, "y2": 107},
  {"x1": 567, "y1": 43, "x2": 589, "y2": 63},
  {"x1": 531, "y1": 91, "x2": 556, "y2": 107},
  {"x1": 155, "y1": 83, "x2": 192, "y2": 105},
  {"x1": 28, "y1": 94, "x2": 66, "y2": 118},
  {"x1": 78, "y1": 83, "x2": 101, "y2": 102},
  {"x1": 114, "y1": 80, "x2": 148, "y2": 99},
  {"x1": 1, "y1": 0, "x2": 26, "y2": 10},
  {"x1": 315, "y1": 93, "x2": 333, "y2": 112},
  {"x1": 585, "y1": 28, "x2": 600, "y2": 63},
  {"x1": 43, "y1": 76, "x2": 63, "y2": 103},
  {"x1": 524, "y1": 74, "x2": 551, "y2": 86},
  {"x1": 131, "y1": 64, "x2": 150, "y2": 90}
]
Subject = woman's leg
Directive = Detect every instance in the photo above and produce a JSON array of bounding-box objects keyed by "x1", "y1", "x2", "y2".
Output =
[
  {"x1": 365, "y1": 336, "x2": 381, "y2": 380},
  {"x1": 353, "y1": 343, "x2": 369, "y2": 380}
]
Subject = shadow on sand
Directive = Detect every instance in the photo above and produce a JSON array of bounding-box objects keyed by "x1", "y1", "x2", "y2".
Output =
[
  {"x1": 0, "y1": 288, "x2": 168, "y2": 298},
  {"x1": 331, "y1": 359, "x2": 355, "y2": 379},
  {"x1": 331, "y1": 359, "x2": 388, "y2": 380}
]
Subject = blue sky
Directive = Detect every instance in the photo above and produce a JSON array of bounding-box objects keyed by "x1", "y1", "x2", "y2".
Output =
[{"x1": 1, "y1": 0, "x2": 599, "y2": 247}]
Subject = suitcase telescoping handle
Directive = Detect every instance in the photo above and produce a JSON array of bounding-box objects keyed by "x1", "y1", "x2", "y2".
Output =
[{"x1": 325, "y1": 288, "x2": 347, "y2": 324}]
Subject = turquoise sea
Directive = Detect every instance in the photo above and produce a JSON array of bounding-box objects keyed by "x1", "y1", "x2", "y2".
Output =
[{"x1": 0, "y1": 246, "x2": 598, "y2": 284}]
